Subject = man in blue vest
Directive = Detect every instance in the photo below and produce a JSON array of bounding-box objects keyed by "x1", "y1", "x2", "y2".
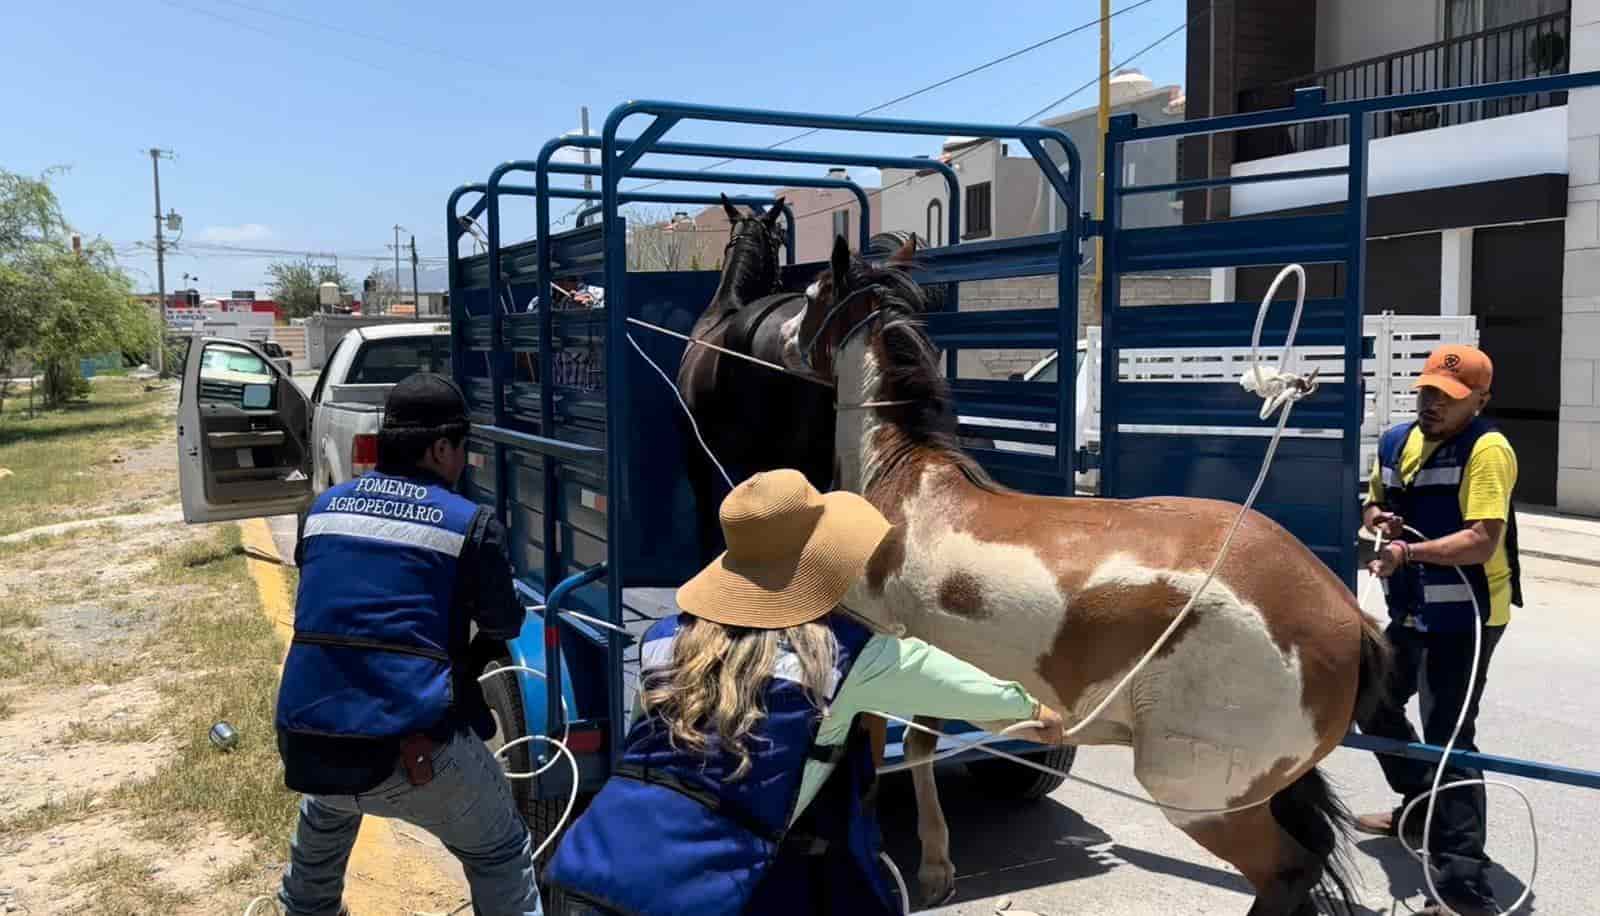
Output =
[
  {"x1": 270, "y1": 373, "x2": 542, "y2": 916},
  {"x1": 1356, "y1": 344, "x2": 1521, "y2": 916}
]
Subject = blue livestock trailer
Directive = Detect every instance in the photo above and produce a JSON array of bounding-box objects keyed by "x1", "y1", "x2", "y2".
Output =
[
  {"x1": 445, "y1": 114, "x2": 1083, "y2": 865},
  {"x1": 448, "y1": 72, "x2": 1600, "y2": 902}
]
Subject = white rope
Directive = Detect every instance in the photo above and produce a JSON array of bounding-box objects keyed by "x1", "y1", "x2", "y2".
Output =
[
  {"x1": 871, "y1": 712, "x2": 1274, "y2": 817},
  {"x1": 837, "y1": 399, "x2": 917, "y2": 411},
  {"x1": 1055, "y1": 263, "x2": 1314, "y2": 743},
  {"x1": 1382, "y1": 522, "x2": 1537, "y2": 916},
  {"x1": 626, "y1": 331, "x2": 734, "y2": 490},
  {"x1": 880, "y1": 851, "x2": 911, "y2": 916},
  {"x1": 625, "y1": 316, "x2": 834, "y2": 389}
]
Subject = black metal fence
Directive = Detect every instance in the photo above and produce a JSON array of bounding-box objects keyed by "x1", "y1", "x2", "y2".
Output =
[{"x1": 1237, "y1": 11, "x2": 1570, "y2": 162}]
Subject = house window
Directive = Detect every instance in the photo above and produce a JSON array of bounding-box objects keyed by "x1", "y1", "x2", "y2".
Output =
[
  {"x1": 964, "y1": 182, "x2": 992, "y2": 239},
  {"x1": 926, "y1": 200, "x2": 944, "y2": 247},
  {"x1": 832, "y1": 209, "x2": 850, "y2": 241}
]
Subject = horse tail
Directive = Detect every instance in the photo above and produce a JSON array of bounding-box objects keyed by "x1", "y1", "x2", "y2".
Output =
[
  {"x1": 1353, "y1": 610, "x2": 1394, "y2": 726},
  {"x1": 1269, "y1": 767, "x2": 1362, "y2": 915}
]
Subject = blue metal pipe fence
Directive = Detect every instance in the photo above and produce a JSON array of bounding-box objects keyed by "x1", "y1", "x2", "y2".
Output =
[{"x1": 545, "y1": 160, "x2": 870, "y2": 253}]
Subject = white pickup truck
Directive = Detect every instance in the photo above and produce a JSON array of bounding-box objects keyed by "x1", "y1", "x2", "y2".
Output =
[
  {"x1": 175, "y1": 322, "x2": 452, "y2": 525},
  {"x1": 303, "y1": 322, "x2": 453, "y2": 491},
  {"x1": 960, "y1": 313, "x2": 1480, "y2": 494}
]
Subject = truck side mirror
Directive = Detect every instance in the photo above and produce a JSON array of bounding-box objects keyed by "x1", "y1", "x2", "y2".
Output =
[{"x1": 242, "y1": 383, "x2": 272, "y2": 410}]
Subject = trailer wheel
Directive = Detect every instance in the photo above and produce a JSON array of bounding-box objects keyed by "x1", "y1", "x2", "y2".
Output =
[{"x1": 966, "y1": 745, "x2": 1077, "y2": 801}]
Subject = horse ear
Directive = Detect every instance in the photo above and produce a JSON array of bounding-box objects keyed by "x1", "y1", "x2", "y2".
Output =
[
  {"x1": 830, "y1": 235, "x2": 852, "y2": 288},
  {"x1": 890, "y1": 234, "x2": 917, "y2": 264},
  {"x1": 721, "y1": 193, "x2": 741, "y2": 222},
  {"x1": 763, "y1": 196, "x2": 786, "y2": 226}
]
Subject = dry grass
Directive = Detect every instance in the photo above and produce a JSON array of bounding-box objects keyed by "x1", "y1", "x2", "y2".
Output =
[
  {"x1": 109, "y1": 525, "x2": 300, "y2": 849},
  {"x1": 0, "y1": 379, "x2": 169, "y2": 536},
  {"x1": 66, "y1": 851, "x2": 196, "y2": 915},
  {"x1": 0, "y1": 791, "x2": 98, "y2": 836}
]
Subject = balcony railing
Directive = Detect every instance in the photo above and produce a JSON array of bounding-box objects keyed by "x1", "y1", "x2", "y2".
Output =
[{"x1": 1236, "y1": 11, "x2": 1570, "y2": 163}]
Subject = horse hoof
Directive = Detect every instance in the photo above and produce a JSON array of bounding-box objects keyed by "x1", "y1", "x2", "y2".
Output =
[{"x1": 917, "y1": 861, "x2": 956, "y2": 907}]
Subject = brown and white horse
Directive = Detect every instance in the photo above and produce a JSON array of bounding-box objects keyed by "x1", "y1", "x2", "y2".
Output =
[{"x1": 777, "y1": 236, "x2": 1392, "y2": 914}]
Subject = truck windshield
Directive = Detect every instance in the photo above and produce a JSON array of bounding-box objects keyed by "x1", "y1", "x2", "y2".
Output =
[
  {"x1": 347, "y1": 335, "x2": 452, "y2": 384},
  {"x1": 1029, "y1": 348, "x2": 1085, "y2": 384}
]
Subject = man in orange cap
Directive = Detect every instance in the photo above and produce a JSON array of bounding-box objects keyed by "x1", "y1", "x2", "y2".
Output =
[{"x1": 1356, "y1": 344, "x2": 1523, "y2": 916}]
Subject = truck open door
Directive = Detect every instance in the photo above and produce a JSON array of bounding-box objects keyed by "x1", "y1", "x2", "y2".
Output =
[{"x1": 177, "y1": 336, "x2": 314, "y2": 523}]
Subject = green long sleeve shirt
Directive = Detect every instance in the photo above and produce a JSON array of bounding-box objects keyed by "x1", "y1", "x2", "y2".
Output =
[
  {"x1": 791, "y1": 633, "x2": 1038, "y2": 823},
  {"x1": 628, "y1": 632, "x2": 1040, "y2": 826}
]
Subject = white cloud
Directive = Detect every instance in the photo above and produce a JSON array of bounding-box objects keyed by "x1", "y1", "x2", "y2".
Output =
[{"x1": 199, "y1": 223, "x2": 273, "y2": 243}]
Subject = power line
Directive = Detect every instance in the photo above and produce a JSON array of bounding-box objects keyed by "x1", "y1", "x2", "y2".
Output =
[
  {"x1": 211, "y1": 0, "x2": 479, "y2": 67},
  {"x1": 783, "y1": 9, "x2": 1203, "y2": 228},
  {"x1": 622, "y1": 0, "x2": 1162, "y2": 195},
  {"x1": 1018, "y1": 15, "x2": 1197, "y2": 123}
]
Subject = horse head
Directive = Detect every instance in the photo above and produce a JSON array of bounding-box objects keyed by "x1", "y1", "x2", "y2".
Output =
[
  {"x1": 711, "y1": 193, "x2": 787, "y2": 306},
  {"x1": 779, "y1": 233, "x2": 927, "y2": 381}
]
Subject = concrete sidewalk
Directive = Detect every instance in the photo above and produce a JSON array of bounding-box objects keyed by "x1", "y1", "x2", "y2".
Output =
[{"x1": 1516, "y1": 509, "x2": 1600, "y2": 567}]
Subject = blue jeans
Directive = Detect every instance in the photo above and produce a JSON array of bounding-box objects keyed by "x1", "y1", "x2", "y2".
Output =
[{"x1": 277, "y1": 730, "x2": 543, "y2": 916}]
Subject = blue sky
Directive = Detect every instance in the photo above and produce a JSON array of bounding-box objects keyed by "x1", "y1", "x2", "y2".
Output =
[{"x1": 2, "y1": 0, "x2": 1188, "y2": 295}]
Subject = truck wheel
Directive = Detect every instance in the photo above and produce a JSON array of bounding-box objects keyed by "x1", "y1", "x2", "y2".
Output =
[
  {"x1": 480, "y1": 658, "x2": 535, "y2": 811},
  {"x1": 480, "y1": 659, "x2": 590, "y2": 879},
  {"x1": 966, "y1": 745, "x2": 1077, "y2": 801}
]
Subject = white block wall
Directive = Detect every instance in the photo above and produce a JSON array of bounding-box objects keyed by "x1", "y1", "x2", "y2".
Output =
[{"x1": 1564, "y1": 0, "x2": 1600, "y2": 515}]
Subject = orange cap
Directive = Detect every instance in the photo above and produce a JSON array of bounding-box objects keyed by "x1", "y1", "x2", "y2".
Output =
[{"x1": 1414, "y1": 344, "x2": 1492, "y2": 399}]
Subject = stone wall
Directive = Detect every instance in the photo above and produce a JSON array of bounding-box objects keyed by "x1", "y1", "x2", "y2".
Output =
[
  {"x1": 952, "y1": 274, "x2": 1212, "y2": 379},
  {"x1": 1561, "y1": 0, "x2": 1600, "y2": 514}
]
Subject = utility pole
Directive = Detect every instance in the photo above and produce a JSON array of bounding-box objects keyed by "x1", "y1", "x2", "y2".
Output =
[
  {"x1": 581, "y1": 106, "x2": 592, "y2": 192},
  {"x1": 410, "y1": 235, "x2": 420, "y2": 316},
  {"x1": 148, "y1": 148, "x2": 175, "y2": 375},
  {"x1": 1092, "y1": 0, "x2": 1111, "y2": 313},
  {"x1": 391, "y1": 224, "x2": 406, "y2": 313}
]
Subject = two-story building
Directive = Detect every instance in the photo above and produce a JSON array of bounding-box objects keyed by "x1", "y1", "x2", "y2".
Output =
[
  {"x1": 1181, "y1": 0, "x2": 1591, "y2": 511},
  {"x1": 656, "y1": 169, "x2": 882, "y2": 268},
  {"x1": 875, "y1": 70, "x2": 1209, "y2": 378}
]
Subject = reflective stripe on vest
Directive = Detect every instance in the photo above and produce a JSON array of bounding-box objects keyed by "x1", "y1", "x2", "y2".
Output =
[
  {"x1": 545, "y1": 613, "x2": 896, "y2": 916},
  {"x1": 276, "y1": 471, "x2": 481, "y2": 739},
  {"x1": 1376, "y1": 419, "x2": 1505, "y2": 633}
]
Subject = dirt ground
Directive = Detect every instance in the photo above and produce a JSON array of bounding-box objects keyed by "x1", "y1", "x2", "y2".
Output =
[{"x1": 0, "y1": 382, "x2": 460, "y2": 915}]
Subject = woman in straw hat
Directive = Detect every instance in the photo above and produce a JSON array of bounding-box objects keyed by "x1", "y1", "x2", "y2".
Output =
[{"x1": 544, "y1": 469, "x2": 1064, "y2": 916}]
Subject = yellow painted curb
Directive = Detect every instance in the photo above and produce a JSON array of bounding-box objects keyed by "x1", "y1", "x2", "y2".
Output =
[{"x1": 239, "y1": 518, "x2": 465, "y2": 915}]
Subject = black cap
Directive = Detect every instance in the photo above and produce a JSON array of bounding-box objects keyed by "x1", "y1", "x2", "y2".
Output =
[{"x1": 382, "y1": 372, "x2": 468, "y2": 431}]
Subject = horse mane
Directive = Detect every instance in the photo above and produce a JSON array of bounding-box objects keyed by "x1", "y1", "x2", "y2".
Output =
[
  {"x1": 713, "y1": 217, "x2": 782, "y2": 307},
  {"x1": 840, "y1": 255, "x2": 1005, "y2": 495}
]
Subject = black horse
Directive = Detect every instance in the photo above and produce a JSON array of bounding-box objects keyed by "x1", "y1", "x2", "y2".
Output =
[{"x1": 675, "y1": 196, "x2": 836, "y2": 563}]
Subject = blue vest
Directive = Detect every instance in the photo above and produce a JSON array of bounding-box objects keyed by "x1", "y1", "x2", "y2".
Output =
[
  {"x1": 277, "y1": 471, "x2": 481, "y2": 739},
  {"x1": 545, "y1": 613, "x2": 898, "y2": 916},
  {"x1": 1376, "y1": 418, "x2": 1521, "y2": 633}
]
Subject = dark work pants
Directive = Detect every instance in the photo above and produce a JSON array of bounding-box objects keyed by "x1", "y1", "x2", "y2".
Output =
[{"x1": 1357, "y1": 621, "x2": 1505, "y2": 907}]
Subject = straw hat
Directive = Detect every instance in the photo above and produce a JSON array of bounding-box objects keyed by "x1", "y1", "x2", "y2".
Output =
[{"x1": 676, "y1": 469, "x2": 893, "y2": 630}]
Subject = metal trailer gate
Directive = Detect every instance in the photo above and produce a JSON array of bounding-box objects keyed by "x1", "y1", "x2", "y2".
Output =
[{"x1": 1098, "y1": 71, "x2": 1600, "y2": 789}]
